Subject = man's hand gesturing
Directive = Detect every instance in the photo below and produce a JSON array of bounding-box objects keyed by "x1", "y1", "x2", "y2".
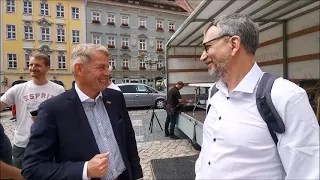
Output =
[{"x1": 87, "y1": 152, "x2": 110, "y2": 178}]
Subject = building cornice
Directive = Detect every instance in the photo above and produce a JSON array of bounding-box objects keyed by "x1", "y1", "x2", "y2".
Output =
[{"x1": 87, "y1": 0, "x2": 189, "y2": 17}]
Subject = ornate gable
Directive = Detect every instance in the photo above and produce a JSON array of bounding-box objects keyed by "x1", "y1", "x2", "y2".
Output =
[
  {"x1": 120, "y1": 53, "x2": 131, "y2": 58},
  {"x1": 120, "y1": 33, "x2": 130, "y2": 37},
  {"x1": 37, "y1": 44, "x2": 54, "y2": 54},
  {"x1": 138, "y1": 34, "x2": 148, "y2": 39},
  {"x1": 36, "y1": 18, "x2": 53, "y2": 27}
]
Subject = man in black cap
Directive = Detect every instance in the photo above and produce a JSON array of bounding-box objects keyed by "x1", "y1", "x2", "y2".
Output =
[{"x1": 165, "y1": 81, "x2": 193, "y2": 139}]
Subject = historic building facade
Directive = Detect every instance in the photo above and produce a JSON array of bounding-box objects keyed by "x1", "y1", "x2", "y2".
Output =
[
  {"x1": 86, "y1": 0, "x2": 190, "y2": 86},
  {"x1": 1, "y1": 0, "x2": 86, "y2": 90}
]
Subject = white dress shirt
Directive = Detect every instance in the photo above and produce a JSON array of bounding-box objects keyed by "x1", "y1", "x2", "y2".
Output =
[
  {"x1": 75, "y1": 83, "x2": 102, "y2": 180},
  {"x1": 195, "y1": 63, "x2": 320, "y2": 179}
]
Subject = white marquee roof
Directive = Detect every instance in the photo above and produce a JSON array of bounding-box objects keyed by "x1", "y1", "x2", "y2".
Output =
[{"x1": 166, "y1": 0, "x2": 320, "y2": 48}]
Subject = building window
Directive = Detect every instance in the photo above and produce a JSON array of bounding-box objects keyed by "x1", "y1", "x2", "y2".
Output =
[
  {"x1": 6, "y1": 0, "x2": 15, "y2": 13},
  {"x1": 121, "y1": 15, "x2": 129, "y2": 25},
  {"x1": 41, "y1": 27, "x2": 50, "y2": 41},
  {"x1": 139, "y1": 17, "x2": 146, "y2": 27},
  {"x1": 71, "y1": 7, "x2": 80, "y2": 19},
  {"x1": 56, "y1": 4, "x2": 65, "y2": 18},
  {"x1": 57, "y1": 29, "x2": 65, "y2": 42},
  {"x1": 157, "y1": 40, "x2": 163, "y2": 49},
  {"x1": 47, "y1": 55, "x2": 53, "y2": 69},
  {"x1": 157, "y1": 20, "x2": 163, "y2": 30},
  {"x1": 23, "y1": 0, "x2": 32, "y2": 14},
  {"x1": 108, "y1": 37, "x2": 115, "y2": 45},
  {"x1": 122, "y1": 59, "x2": 129, "y2": 67},
  {"x1": 121, "y1": 37, "x2": 129, "y2": 47},
  {"x1": 24, "y1": 26, "x2": 34, "y2": 40},
  {"x1": 157, "y1": 60, "x2": 162, "y2": 69},
  {"x1": 92, "y1": 11, "x2": 100, "y2": 21},
  {"x1": 140, "y1": 79, "x2": 147, "y2": 84},
  {"x1": 40, "y1": 2, "x2": 49, "y2": 16},
  {"x1": 57, "y1": 55, "x2": 66, "y2": 69},
  {"x1": 110, "y1": 57, "x2": 116, "y2": 69},
  {"x1": 6, "y1": 25, "x2": 16, "y2": 39},
  {"x1": 72, "y1": 30, "x2": 80, "y2": 43},
  {"x1": 139, "y1": 59, "x2": 146, "y2": 68},
  {"x1": 25, "y1": 54, "x2": 30, "y2": 68},
  {"x1": 123, "y1": 78, "x2": 130, "y2": 83},
  {"x1": 7, "y1": 54, "x2": 17, "y2": 69},
  {"x1": 139, "y1": 39, "x2": 146, "y2": 50},
  {"x1": 92, "y1": 34, "x2": 100, "y2": 44},
  {"x1": 107, "y1": 14, "x2": 115, "y2": 23},
  {"x1": 169, "y1": 22, "x2": 175, "y2": 30}
]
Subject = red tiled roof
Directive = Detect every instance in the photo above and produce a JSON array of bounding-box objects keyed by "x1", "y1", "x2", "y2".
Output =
[{"x1": 143, "y1": 0, "x2": 193, "y2": 13}]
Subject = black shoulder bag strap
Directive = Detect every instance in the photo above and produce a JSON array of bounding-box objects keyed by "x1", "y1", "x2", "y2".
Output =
[
  {"x1": 206, "y1": 84, "x2": 219, "y2": 115},
  {"x1": 256, "y1": 73, "x2": 286, "y2": 145}
]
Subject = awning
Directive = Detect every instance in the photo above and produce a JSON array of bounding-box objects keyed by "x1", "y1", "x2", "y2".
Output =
[{"x1": 166, "y1": 0, "x2": 320, "y2": 48}]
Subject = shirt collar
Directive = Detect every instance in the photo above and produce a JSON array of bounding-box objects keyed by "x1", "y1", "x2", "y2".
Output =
[
  {"x1": 74, "y1": 83, "x2": 102, "y2": 102},
  {"x1": 216, "y1": 63, "x2": 263, "y2": 94}
]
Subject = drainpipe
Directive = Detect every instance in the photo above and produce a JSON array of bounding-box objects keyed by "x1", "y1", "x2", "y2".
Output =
[{"x1": 283, "y1": 20, "x2": 288, "y2": 79}]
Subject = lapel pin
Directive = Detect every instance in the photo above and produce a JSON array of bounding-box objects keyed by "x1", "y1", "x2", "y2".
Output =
[{"x1": 106, "y1": 101, "x2": 111, "y2": 104}]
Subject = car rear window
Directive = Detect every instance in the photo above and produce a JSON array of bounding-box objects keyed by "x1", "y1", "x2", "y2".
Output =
[{"x1": 119, "y1": 85, "x2": 136, "y2": 93}]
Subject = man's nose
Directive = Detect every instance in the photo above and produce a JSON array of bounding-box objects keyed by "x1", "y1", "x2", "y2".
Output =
[{"x1": 200, "y1": 51, "x2": 207, "y2": 61}]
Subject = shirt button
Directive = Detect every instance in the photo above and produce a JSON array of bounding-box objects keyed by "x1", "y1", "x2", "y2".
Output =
[
  {"x1": 99, "y1": 123, "x2": 101, "y2": 126},
  {"x1": 226, "y1": 97, "x2": 230, "y2": 100},
  {"x1": 218, "y1": 116, "x2": 221, "y2": 120},
  {"x1": 208, "y1": 161, "x2": 211, "y2": 165},
  {"x1": 213, "y1": 138, "x2": 216, "y2": 142},
  {"x1": 103, "y1": 138, "x2": 106, "y2": 140}
]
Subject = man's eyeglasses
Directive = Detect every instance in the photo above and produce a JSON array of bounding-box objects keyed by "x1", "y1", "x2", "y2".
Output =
[{"x1": 203, "y1": 34, "x2": 231, "y2": 52}]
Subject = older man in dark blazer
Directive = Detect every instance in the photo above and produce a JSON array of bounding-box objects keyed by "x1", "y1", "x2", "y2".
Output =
[{"x1": 22, "y1": 44, "x2": 143, "y2": 180}]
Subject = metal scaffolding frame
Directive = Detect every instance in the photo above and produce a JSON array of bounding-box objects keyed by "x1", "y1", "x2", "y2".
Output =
[{"x1": 165, "y1": 0, "x2": 320, "y2": 84}]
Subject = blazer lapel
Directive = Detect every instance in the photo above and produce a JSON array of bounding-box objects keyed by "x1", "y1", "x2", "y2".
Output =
[{"x1": 68, "y1": 88, "x2": 100, "y2": 154}]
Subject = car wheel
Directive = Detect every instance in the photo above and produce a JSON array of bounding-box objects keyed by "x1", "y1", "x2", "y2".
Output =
[{"x1": 155, "y1": 99, "x2": 165, "y2": 109}]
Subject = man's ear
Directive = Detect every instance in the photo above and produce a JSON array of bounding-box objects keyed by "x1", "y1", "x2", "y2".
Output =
[
  {"x1": 74, "y1": 63, "x2": 82, "y2": 76},
  {"x1": 230, "y1": 36, "x2": 241, "y2": 56}
]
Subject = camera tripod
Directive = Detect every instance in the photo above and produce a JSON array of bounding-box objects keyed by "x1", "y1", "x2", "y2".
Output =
[{"x1": 148, "y1": 105, "x2": 163, "y2": 133}]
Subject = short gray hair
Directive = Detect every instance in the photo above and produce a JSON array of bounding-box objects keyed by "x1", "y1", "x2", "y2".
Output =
[
  {"x1": 206, "y1": 13, "x2": 260, "y2": 55},
  {"x1": 70, "y1": 44, "x2": 110, "y2": 73}
]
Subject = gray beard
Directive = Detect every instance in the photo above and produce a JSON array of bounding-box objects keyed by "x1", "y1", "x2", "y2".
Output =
[{"x1": 208, "y1": 68, "x2": 222, "y2": 82}]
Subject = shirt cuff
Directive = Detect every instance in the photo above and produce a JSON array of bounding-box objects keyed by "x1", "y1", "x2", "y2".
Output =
[{"x1": 82, "y1": 161, "x2": 90, "y2": 180}]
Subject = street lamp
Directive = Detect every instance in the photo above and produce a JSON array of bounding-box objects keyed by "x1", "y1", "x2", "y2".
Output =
[{"x1": 144, "y1": 52, "x2": 158, "y2": 87}]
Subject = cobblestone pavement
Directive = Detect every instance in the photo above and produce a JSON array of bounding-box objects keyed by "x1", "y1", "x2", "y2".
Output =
[
  {"x1": 0, "y1": 108, "x2": 199, "y2": 179},
  {"x1": 137, "y1": 140, "x2": 199, "y2": 180},
  {"x1": 128, "y1": 107, "x2": 188, "y2": 143}
]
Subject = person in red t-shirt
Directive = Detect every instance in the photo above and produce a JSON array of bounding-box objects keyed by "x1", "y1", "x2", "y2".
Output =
[{"x1": 10, "y1": 104, "x2": 16, "y2": 122}]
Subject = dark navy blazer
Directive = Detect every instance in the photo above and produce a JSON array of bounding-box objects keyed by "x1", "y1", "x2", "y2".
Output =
[{"x1": 21, "y1": 87, "x2": 143, "y2": 180}]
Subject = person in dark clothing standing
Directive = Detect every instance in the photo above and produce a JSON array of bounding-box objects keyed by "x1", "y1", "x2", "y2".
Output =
[
  {"x1": 165, "y1": 81, "x2": 193, "y2": 139},
  {"x1": 0, "y1": 123, "x2": 24, "y2": 179}
]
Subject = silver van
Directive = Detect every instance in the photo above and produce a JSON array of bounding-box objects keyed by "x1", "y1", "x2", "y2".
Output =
[{"x1": 117, "y1": 83, "x2": 166, "y2": 109}]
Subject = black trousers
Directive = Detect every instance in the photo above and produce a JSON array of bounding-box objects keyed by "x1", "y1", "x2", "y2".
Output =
[
  {"x1": 0, "y1": 133, "x2": 12, "y2": 165},
  {"x1": 12, "y1": 145, "x2": 25, "y2": 169},
  {"x1": 165, "y1": 105, "x2": 178, "y2": 136}
]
